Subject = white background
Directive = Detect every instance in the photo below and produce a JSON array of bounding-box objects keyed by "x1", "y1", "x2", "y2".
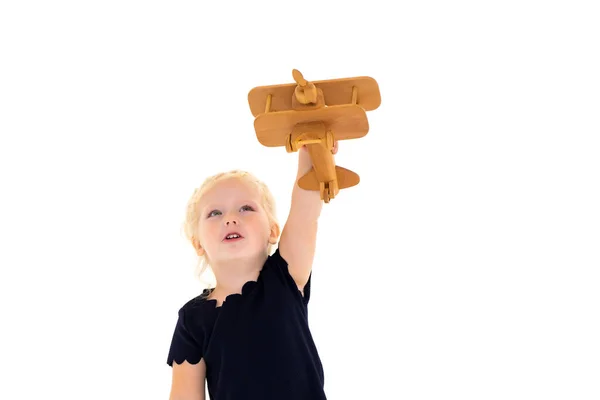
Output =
[{"x1": 1, "y1": 1, "x2": 598, "y2": 399}]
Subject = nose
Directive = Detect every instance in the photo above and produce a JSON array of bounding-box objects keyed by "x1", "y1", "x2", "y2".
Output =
[{"x1": 225, "y1": 214, "x2": 238, "y2": 225}]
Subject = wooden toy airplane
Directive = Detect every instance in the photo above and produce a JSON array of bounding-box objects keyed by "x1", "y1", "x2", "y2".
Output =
[{"x1": 248, "y1": 69, "x2": 381, "y2": 203}]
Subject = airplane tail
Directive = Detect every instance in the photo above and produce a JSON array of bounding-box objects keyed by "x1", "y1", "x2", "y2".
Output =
[{"x1": 298, "y1": 166, "x2": 360, "y2": 191}]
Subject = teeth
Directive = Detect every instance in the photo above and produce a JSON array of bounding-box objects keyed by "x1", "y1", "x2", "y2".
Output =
[{"x1": 226, "y1": 234, "x2": 240, "y2": 239}]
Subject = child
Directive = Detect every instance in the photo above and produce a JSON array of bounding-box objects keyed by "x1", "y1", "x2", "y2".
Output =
[{"x1": 166, "y1": 142, "x2": 338, "y2": 400}]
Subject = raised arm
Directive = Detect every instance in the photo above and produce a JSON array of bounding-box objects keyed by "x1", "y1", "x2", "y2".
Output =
[{"x1": 279, "y1": 142, "x2": 337, "y2": 293}]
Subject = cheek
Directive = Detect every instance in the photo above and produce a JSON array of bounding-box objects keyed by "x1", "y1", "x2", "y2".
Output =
[
  {"x1": 245, "y1": 214, "x2": 270, "y2": 233},
  {"x1": 198, "y1": 220, "x2": 216, "y2": 241},
  {"x1": 260, "y1": 218, "x2": 273, "y2": 236}
]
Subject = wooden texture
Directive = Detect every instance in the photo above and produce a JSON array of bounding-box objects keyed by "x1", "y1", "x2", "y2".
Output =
[
  {"x1": 248, "y1": 69, "x2": 380, "y2": 202},
  {"x1": 298, "y1": 165, "x2": 360, "y2": 192},
  {"x1": 254, "y1": 104, "x2": 368, "y2": 147},
  {"x1": 248, "y1": 76, "x2": 381, "y2": 117}
]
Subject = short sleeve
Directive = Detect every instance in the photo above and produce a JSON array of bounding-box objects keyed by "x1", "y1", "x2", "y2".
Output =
[
  {"x1": 268, "y1": 248, "x2": 312, "y2": 306},
  {"x1": 166, "y1": 307, "x2": 203, "y2": 366}
]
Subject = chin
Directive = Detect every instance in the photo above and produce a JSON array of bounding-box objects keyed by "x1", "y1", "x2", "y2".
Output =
[{"x1": 220, "y1": 240, "x2": 264, "y2": 257}]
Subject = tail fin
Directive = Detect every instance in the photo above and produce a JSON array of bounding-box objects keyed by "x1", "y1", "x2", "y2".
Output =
[{"x1": 298, "y1": 166, "x2": 360, "y2": 191}]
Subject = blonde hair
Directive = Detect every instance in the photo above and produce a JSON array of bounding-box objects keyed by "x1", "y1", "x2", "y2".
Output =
[{"x1": 181, "y1": 169, "x2": 279, "y2": 283}]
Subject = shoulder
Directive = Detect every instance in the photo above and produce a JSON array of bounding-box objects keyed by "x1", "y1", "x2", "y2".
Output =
[
  {"x1": 180, "y1": 290, "x2": 211, "y2": 310},
  {"x1": 183, "y1": 289, "x2": 214, "y2": 307},
  {"x1": 262, "y1": 247, "x2": 292, "y2": 277},
  {"x1": 176, "y1": 290, "x2": 217, "y2": 324},
  {"x1": 263, "y1": 247, "x2": 312, "y2": 303},
  {"x1": 266, "y1": 247, "x2": 287, "y2": 266}
]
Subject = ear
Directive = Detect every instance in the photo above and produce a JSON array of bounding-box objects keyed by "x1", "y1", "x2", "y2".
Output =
[
  {"x1": 269, "y1": 223, "x2": 280, "y2": 244},
  {"x1": 192, "y1": 238, "x2": 205, "y2": 256}
]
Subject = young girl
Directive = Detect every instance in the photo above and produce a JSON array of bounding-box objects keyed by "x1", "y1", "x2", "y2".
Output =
[{"x1": 166, "y1": 142, "x2": 338, "y2": 400}]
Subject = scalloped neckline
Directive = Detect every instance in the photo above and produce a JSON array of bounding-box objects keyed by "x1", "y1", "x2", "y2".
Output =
[{"x1": 201, "y1": 278, "x2": 259, "y2": 310}]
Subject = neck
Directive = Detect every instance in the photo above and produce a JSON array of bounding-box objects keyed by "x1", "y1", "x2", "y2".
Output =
[{"x1": 209, "y1": 252, "x2": 268, "y2": 302}]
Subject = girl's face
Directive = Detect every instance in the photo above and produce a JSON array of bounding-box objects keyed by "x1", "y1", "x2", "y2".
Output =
[{"x1": 195, "y1": 177, "x2": 277, "y2": 264}]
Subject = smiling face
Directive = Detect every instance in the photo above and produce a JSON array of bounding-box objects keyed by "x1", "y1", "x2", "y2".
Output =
[{"x1": 194, "y1": 177, "x2": 279, "y2": 264}]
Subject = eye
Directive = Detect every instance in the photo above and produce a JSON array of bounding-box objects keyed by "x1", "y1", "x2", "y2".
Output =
[
  {"x1": 240, "y1": 205, "x2": 254, "y2": 212},
  {"x1": 207, "y1": 210, "x2": 221, "y2": 218}
]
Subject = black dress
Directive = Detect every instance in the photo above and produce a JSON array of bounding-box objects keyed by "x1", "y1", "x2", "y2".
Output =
[{"x1": 167, "y1": 248, "x2": 327, "y2": 400}]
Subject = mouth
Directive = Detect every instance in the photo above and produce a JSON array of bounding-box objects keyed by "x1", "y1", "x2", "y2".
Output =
[{"x1": 223, "y1": 232, "x2": 244, "y2": 241}]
